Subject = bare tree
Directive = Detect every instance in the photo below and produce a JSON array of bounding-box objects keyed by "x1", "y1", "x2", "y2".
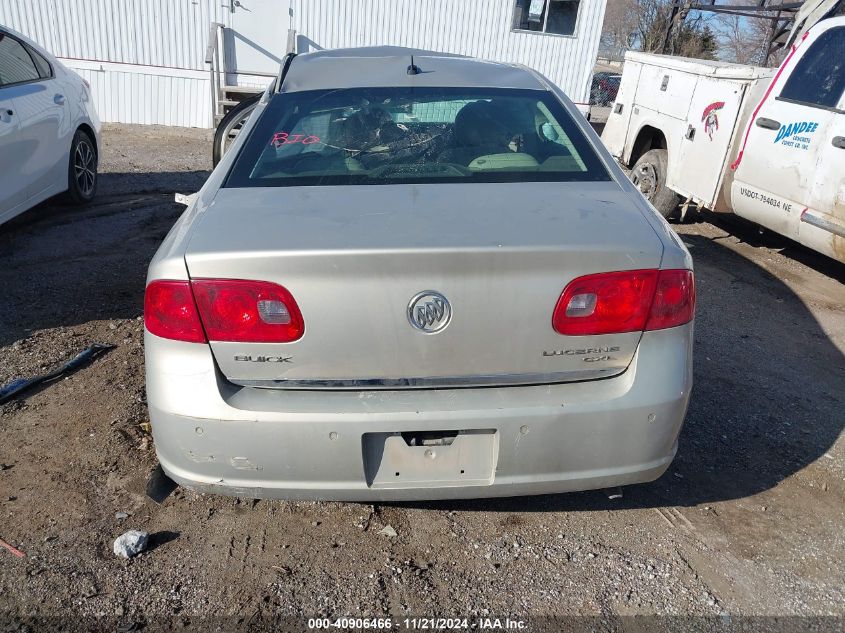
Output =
[
  {"x1": 601, "y1": 0, "x2": 718, "y2": 61},
  {"x1": 717, "y1": 13, "x2": 761, "y2": 64},
  {"x1": 716, "y1": 3, "x2": 789, "y2": 67},
  {"x1": 599, "y1": 0, "x2": 639, "y2": 60},
  {"x1": 634, "y1": 0, "x2": 669, "y2": 53}
]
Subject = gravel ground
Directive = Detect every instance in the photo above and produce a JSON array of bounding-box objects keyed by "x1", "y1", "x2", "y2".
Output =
[{"x1": 0, "y1": 124, "x2": 843, "y2": 631}]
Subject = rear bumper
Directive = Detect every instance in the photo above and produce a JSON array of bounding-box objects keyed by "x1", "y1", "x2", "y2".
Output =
[{"x1": 145, "y1": 325, "x2": 693, "y2": 501}]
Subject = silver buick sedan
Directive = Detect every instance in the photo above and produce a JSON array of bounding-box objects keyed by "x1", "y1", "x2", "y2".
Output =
[{"x1": 144, "y1": 47, "x2": 694, "y2": 501}]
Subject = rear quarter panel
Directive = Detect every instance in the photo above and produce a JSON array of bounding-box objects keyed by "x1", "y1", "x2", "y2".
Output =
[
  {"x1": 534, "y1": 67, "x2": 693, "y2": 271},
  {"x1": 146, "y1": 93, "x2": 270, "y2": 283}
]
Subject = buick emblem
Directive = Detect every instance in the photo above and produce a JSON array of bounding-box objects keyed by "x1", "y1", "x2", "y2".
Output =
[{"x1": 408, "y1": 291, "x2": 452, "y2": 333}]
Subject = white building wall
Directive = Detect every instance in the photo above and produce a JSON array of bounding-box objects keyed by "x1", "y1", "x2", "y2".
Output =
[
  {"x1": 291, "y1": 0, "x2": 607, "y2": 103},
  {"x1": 0, "y1": 0, "x2": 606, "y2": 128},
  {"x1": 0, "y1": 0, "x2": 229, "y2": 127}
]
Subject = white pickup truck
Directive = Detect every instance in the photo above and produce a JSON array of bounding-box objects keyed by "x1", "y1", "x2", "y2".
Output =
[{"x1": 601, "y1": 16, "x2": 845, "y2": 264}]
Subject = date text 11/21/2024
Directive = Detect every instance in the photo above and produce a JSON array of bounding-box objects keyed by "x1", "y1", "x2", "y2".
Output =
[{"x1": 307, "y1": 617, "x2": 528, "y2": 630}]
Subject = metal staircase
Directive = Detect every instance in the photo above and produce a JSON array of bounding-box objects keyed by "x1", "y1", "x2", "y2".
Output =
[{"x1": 204, "y1": 22, "x2": 278, "y2": 126}]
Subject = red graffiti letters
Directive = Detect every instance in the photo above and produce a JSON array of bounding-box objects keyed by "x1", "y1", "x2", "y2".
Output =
[{"x1": 270, "y1": 132, "x2": 321, "y2": 147}]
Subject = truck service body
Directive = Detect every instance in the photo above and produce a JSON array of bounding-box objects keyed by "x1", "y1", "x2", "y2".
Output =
[{"x1": 602, "y1": 16, "x2": 845, "y2": 264}]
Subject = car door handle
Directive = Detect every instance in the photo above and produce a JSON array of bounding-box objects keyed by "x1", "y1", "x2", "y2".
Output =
[
  {"x1": 833, "y1": 136, "x2": 845, "y2": 150},
  {"x1": 53, "y1": 94, "x2": 65, "y2": 105},
  {"x1": 755, "y1": 117, "x2": 780, "y2": 130},
  {"x1": 2, "y1": 109, "x2": 12, "y2": 117}
]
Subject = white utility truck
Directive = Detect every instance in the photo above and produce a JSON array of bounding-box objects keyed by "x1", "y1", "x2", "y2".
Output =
[{"x1": 601, "y1": 15, "x2": 845, "y2": 264}]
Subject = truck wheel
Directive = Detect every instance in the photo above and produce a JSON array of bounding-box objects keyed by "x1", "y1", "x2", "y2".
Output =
[
  {"x1": 630, "y1": 149, "x2": 679, "y2": 218},
  {"x1": 213, "y1": 96, "x2": 260, "y2": 167}
]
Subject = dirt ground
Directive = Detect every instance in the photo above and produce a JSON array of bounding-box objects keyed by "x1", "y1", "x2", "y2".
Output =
[{"x1": 0, "y1": 124, "x2": 843, "y2": 631}]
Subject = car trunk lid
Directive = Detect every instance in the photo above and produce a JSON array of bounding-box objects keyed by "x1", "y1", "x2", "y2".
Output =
[{"x1": 184, "y1": 182, "x2": 663, "y2": 388}]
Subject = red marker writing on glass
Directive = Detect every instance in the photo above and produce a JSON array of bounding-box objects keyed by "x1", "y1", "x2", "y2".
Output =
[{"x1": 271, "y1": 132, "x2": 321, "y2": 147}]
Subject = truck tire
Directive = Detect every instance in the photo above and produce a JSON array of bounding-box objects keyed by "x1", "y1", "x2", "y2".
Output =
[
  {"x1": 213, "y1": 95, "x2": 260, "y2": 167},
  {"x1": 630, "y1": 149, "x2": 679, "y2": 218}
]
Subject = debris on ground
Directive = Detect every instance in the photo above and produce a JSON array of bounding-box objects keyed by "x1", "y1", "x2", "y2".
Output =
[
  {"x1": 378, "y1": 525, "x2": 398, "y2": 538},
  {"x1": 0, "y1": 538, "x2": 25, "y2": 558},
  {"x1": 113, "y1": 530, "x2": 149, "y2": 559},
  {"x1": 0, "y1": 343, "x2": 114, "y2": 404},
  {"x1": 146, "y1": 465, "x2": 178, "y2": 504},
  {"x1": 174, "y1": 192, "x2": 199, "y2": 206},
  {"x1": 115, "y1": 512, "x2": 129, "y2": 520}
]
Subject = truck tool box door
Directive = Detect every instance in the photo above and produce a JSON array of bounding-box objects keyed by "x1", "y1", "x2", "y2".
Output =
[
  {"x1": 635, "y1": 64, "x2": 698, "y2": 120},
  {"x1": 670, "y1": 77, "x2": 746, "y2": 209}
]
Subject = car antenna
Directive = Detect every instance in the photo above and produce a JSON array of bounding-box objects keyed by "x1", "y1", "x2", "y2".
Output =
[{"x1": 407, "y1": 55, "x2": 421, "y2": 75}]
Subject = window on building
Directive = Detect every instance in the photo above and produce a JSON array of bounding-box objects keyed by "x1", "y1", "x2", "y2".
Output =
[
  {"x1": 512, "y1": 0, "x2": 580, "y2": 37},
  {"x1": 0, "y1": 32, "x2": 41, "y2": 86},
  {"x1": 779, "y1": 27, "x2": 845, "y2": 110}
]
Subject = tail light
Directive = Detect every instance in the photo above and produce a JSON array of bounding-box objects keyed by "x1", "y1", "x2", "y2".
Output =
[
  {"x1": 645, "y1": 269, "x2": 696, "y2": 331},
  {"x1": 553, "y1": 269, "x2": 694, "y2": 336},
  {"x1": 191, "y1": 279, "x2": 304, "y2": 342},
  {"x1": 144, "y1": 280, "x2": 206, "y2": 343},
  {"x1": 144, "y1": 279, "x2": 304, "y2": 343}
]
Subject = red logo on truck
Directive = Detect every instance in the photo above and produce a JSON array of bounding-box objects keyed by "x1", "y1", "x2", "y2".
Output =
[{"x1": 701, "y1": 101, "x2": 725, "y2": 140}]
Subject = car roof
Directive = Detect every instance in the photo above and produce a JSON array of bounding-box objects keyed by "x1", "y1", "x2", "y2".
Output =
[{"x1": 279, "y1": 46, "x2": 548, "y2": 93}]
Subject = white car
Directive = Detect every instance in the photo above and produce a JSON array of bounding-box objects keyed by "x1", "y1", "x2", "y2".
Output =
[{"x1": 0, "y1": 26, "x2": 101, "y2": 225}]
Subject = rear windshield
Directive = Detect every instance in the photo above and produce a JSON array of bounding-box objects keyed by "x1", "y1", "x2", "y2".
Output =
[{"x1": 225, "y1": 87, "x2": 611, "y2": 187}]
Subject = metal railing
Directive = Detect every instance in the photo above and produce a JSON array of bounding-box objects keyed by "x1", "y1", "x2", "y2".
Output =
[
  {"x1": 205, "y1": 22, "x2": 225, "y2": 124},
  {"x1": 205, "y1": 23, "x2": 298, "y2": 126}
]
